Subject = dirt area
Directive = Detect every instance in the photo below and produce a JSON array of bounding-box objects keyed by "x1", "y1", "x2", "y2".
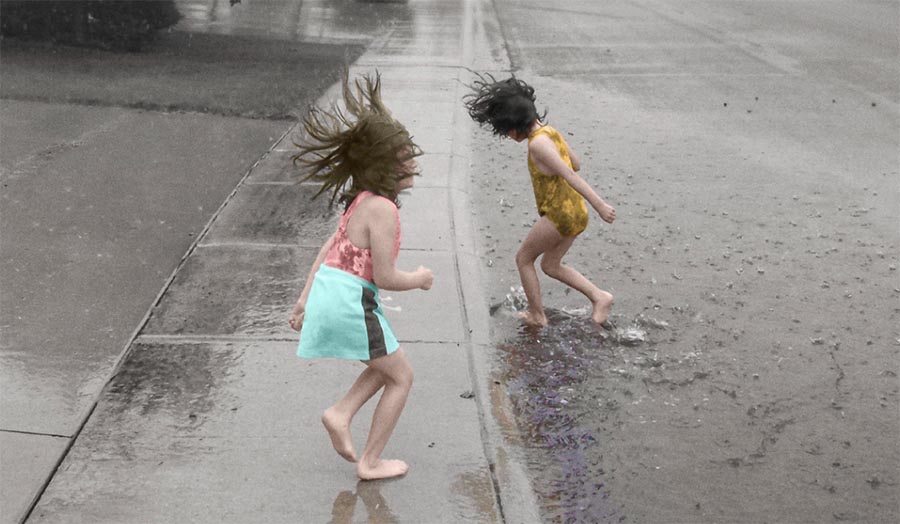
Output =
[{"x1": 468, "y1": 74, "x2": 899, "y2": 523}]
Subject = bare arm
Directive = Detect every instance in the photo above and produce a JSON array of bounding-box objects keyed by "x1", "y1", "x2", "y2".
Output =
[
  {"x1": 530, "y1": 135, "x2": 616, "y2": 223},
  {"x1": 367, "y1": 199, "x2": 433, "y2": 292},
  {"x1": 289, "y1": 231, "x2": 336, "y2": 331},
  {"x1": 565, "y1": 140, "x2": 582, "y2": 172}
]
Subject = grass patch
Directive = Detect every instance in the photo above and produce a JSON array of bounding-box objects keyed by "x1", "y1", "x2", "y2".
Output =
[{"x1": 0, "y1": 32, "x2": 366, "y2": 120}]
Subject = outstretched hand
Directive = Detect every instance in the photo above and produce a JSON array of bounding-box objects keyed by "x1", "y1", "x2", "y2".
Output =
[{"x1": 598, "y1": 202, "x2": 617, "y2": 224}]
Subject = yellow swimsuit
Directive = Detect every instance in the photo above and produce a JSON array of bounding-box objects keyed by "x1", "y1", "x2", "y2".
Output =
[{"x1": 527, "y1": 125, "x2": 588, "y2": 237}]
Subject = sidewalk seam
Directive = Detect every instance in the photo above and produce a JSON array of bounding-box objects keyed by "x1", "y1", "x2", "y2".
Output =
[{"x1": 0, "y1": 429, "x2": 70, "y2": 440}]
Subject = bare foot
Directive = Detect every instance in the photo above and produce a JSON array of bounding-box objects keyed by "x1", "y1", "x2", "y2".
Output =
[
  {"x1": 517, "y1": 309, "x2": 548, "y2": 327},
  {"x1": 357, "y1": 459, "x2": 408, "y2": 480},
  {"x1": 591, "y1": 291, "x2": 614, "y2": 325},
  {"x1": 322, "y1": 408, "x2": 357, "y2": 462}
]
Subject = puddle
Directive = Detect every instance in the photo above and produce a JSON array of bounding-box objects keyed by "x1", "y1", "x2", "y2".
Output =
[
  {"x1": 491, "y1": 289, "x2": 702, "y2": 523},
  {"x1": 328, "y1": 482, "x2": 399, "y2": 524}
]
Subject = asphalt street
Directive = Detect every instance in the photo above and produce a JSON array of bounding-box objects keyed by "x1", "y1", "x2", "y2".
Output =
[{"x1": 472, "y1": 0, "x2": 899, "y2": 522}]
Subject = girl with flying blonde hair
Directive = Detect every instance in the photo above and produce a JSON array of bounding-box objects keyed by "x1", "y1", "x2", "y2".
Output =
[{"x1": 290, "y1": 73, "x2": 433, "y2": 480}]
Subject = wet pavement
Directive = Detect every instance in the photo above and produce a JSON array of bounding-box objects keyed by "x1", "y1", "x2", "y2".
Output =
[
  {"x1": 1, "y1": 104, "x2": 285, "y2": 431},
  {"x1": 0, "y1": 101, "x2": 288, "y2": 523},
  {"x1": 2, "y1": 0, "x2": 538, "y2": 522},
  {"x1": 471, "y1": 0, "x2": 899, "y2": 522},
  {"x1": 4, "y1": 0, "x2": 897, "y2": 522},
  {"x1": 1, "y1": 0, "x2": 374, "y2": 515}
]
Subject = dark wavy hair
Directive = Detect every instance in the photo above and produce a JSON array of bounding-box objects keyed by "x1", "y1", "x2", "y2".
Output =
[
  {"x1": 292, "y1": 72, "x2": 422, "y2": 210},
  {"x1": 463, "y1": 73, "x2": 546, "y2": 137}
]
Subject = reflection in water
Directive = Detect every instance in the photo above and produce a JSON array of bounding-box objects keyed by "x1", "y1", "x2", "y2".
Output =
[
  {"x1": 106, "y1": 341, "x2": 235, "y2": 426},
  {"x1": 329, "y1": 481, "x2": 398, "y2": 524},
  {"x1": 330, "y1": 490, "x2": 357, "y2": 524},
  {"x1": 498, "y1": 309, "x2": 620, "y2": 524},
  {"x1": 494, "y1": 288, "x2": 705, "y2": 522},
  {"x1": 494, "y1": 287, "x2": 688, "y2": 523}
]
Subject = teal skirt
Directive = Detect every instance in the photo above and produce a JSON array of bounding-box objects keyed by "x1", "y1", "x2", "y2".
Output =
[{"x1": 297, "y1": 265, "x2": 399, "y2": 361}]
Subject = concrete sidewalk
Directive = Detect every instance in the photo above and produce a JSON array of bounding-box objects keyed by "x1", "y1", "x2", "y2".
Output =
[{"x1": 23, "y1": 0, "x2": 540, "y2": 522}]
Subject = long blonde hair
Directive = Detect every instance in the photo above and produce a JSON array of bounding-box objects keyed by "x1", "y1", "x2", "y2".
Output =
[{"x1": 293, "y1": 72, "x2": 422, "y2": 209}]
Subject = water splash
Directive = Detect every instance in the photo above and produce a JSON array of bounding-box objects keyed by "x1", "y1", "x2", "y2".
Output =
[
  {"x1": 616, "y1": 326, "x2": 646, "y2": 346},
  {"x1": 495, "y1": 309, "x2": 677, "y2": 523},
  {"x1": 489, "y1": 286, "x2": 529, "y2": 316},
  {"x1": 379, "y1": 295, "x2": 402, "y2": 313}
]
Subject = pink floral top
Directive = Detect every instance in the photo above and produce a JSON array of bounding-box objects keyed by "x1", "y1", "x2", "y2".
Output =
[{"x1": 324, "y1": 191, "x2": 401, "y2": 283}]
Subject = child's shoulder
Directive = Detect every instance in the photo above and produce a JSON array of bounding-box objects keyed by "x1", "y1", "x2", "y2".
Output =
[
  {"x1": 529, "y1": 125, "x2": 564, "y2": 142},
  {"x1": 541, "y1": 125, "x2": 566, "y2": 140},
  {"x1": 356, "y1": 192, "x2": 398, "y2": 217},
  {"x1": 528, "y1": 127, "x2": 561, "y2": 150}
]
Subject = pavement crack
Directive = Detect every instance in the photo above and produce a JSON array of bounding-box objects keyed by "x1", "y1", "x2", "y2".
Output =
[{"x1": 828, "y1": 347, "x2": 847, "y2": 396}]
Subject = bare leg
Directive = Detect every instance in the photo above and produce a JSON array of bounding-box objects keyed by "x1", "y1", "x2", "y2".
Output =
[
  {"x1": 323, "y1": 366, "x2": 385, "y2": 462},
  {"x1": 540, "y1": 230, "x2": 614, "y2": 325},
  {"x1": 357, "y1": 348, "x2": 414, "y2": 480},
  {"x1": 515, "y1": 217, "x2": 568, "y2": 326}
]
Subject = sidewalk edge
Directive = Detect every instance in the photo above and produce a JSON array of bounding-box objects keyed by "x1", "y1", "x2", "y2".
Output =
[{"x1": 454, "y1": 0, "x2": 542, "y2": 522}]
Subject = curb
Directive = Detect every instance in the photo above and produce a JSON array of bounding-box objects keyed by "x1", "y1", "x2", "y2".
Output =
[
  {"x1": 448, "y1": 73, "x2": 543, "y2": 524},
  {"x1": 452, "y1": 0, "x2": 543, "y2": 522}
]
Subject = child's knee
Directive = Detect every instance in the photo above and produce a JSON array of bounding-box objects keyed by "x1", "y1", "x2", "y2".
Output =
[
  {"x1": 390, "y1": 360, "x2": 413, "y2": 390},
  {"x1": 397, "y1": 367, "x2": 414, "y2": 391},
  {"x1": 540, "y1": 259, "x2": 562, "y2": 279},
  {"x1": 515, "y1": 249, "x2": 535, "y2": 269}
]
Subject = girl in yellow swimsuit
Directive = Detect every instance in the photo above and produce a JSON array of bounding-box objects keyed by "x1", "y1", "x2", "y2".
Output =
[{"x1": 464, "y1": 74, "x2": 617, "y2": 327}]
